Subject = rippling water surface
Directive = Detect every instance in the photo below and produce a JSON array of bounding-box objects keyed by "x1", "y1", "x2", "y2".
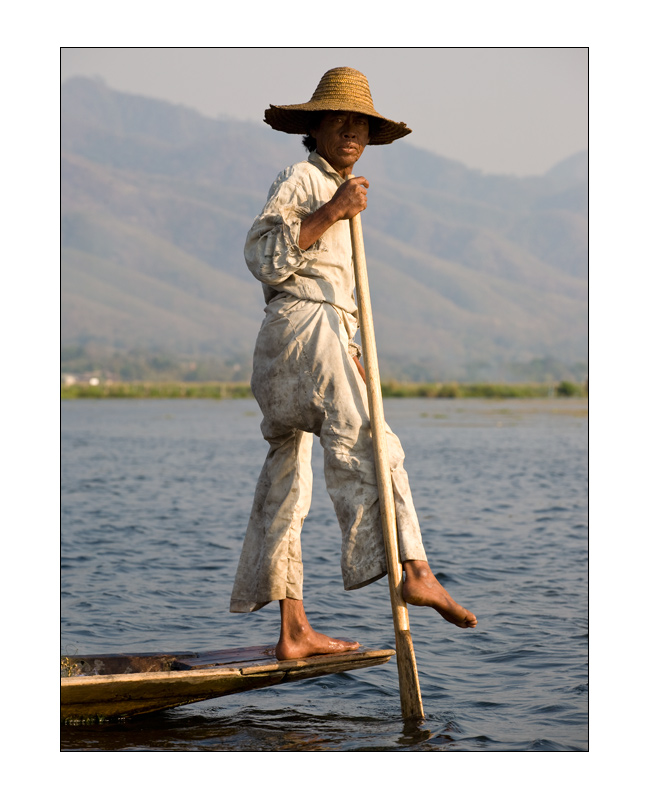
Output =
[{"x1": 61, "y1": 397, "x2": 587, "y2": 751}]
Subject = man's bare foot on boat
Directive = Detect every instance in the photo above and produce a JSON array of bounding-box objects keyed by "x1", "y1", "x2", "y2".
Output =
[
  {"x1": 276, "y1": 597, "x2": 360, "y2": 660},
  {"x1": 402, "y1": 560, "x2": 477, "y2": 628}
]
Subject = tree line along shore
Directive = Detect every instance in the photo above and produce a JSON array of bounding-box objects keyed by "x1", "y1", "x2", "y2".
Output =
[{"x1": 61, "y1": 380, "x2": 587, "y2": 400}]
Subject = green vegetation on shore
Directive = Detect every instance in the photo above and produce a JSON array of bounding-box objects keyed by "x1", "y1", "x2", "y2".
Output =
[
  {"x1": 60, "y1": 382, "x2": 253, "y2": 400},
  {"x1": 381, "y1": 380, "x2": 586, "y2": 398},
  {"x1": 61, "y1": 380, "x2": 587, "y2": 400}
]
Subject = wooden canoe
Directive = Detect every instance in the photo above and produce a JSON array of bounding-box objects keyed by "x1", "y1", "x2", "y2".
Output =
[{"x1": 61, "y1": 644, "x2": 395, "y2": 722}]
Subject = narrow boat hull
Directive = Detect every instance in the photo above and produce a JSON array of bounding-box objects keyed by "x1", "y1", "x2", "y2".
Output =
[{"x1": 61, "y1": 645, "x2": 395, "y2": 721}]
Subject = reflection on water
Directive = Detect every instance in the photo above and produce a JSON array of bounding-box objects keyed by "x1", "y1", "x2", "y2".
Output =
[{"x1": 61, "y1": 398, "x2": 587, "y2": 751}]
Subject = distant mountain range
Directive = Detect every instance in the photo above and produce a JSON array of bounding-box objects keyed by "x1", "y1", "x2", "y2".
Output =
[{"x1": 61, "y1": 77, "x2": 587, "y2": 382}]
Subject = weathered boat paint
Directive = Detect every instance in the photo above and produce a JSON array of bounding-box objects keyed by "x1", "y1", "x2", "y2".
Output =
[{"x1": 61, "y1": 645, "x2": 395, "y2": 721}]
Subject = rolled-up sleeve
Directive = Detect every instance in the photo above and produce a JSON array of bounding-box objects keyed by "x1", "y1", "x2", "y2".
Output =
[{"x1": 244, "y1": 175, "x2": 327, "y2": 286}]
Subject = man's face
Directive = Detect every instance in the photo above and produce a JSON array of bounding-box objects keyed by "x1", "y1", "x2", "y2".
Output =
[{"x1": 311, "y1": 111, "x2": 370, "y2": 177}]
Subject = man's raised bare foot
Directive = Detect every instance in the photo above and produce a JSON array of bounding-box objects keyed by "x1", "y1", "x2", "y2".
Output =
[
  {"x1": 402, "y1": 560, "x2": 477, "y2": 629},
  {"x1": 276, "y1": 597, "x2": 360, "y2": 660}
]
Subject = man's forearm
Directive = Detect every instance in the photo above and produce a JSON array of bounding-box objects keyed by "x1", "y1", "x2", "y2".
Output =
[
  {"x1": 298, "y1": 201, "x2": 340, "y2": 250},
  {"x1": 298, "y1": 176, "x2": 369, "y2": 250}
]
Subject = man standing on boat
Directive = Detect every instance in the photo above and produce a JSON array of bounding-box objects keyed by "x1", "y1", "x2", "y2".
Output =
[{"x1": 230, "y1": 67, "x2": 477, "y2": 659}]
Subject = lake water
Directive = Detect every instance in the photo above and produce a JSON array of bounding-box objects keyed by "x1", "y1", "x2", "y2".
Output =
[{"x1": 60, "y1": 397, "x2": 588, "y2": 751}]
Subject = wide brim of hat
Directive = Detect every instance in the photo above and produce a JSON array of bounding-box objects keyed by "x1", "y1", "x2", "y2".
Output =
[{"x1": 264, "y1": 102, "x2": 411, "y2": 145}]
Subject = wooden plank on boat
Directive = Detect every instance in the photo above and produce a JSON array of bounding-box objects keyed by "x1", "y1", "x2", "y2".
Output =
[
  {"x1": 239, "y1": 649, "x2": 392, "y2": 675},
  {"x1": 61, "y1": 645, "x2": 395, "y2": 721},
  {"x1": 176, "y1": 645, "x2": 279, "y2": 670}
]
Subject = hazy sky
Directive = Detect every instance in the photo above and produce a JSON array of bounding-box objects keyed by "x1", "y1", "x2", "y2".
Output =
[{"x1": 61, "y1": 47, "x2": 587, "y2": 177}]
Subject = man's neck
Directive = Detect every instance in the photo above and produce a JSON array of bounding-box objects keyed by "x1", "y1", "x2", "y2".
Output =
[{"x1": 315, "y1": 149, "x2": 354, "y2": 179}]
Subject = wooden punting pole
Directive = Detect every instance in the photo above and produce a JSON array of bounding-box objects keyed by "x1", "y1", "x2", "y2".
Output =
[{"x1": 349, "y1": 210, "x2": 425, "y2": 723}]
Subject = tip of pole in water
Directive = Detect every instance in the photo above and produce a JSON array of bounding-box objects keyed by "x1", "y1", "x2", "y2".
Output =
[{"x1": 395, "y1": 629, "x2": 424, "y2": 721}]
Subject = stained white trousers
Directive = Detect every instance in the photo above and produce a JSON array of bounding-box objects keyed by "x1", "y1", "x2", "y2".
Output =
[{"x1": 230, "y1": 294, "x2": 427, "y2": 613}]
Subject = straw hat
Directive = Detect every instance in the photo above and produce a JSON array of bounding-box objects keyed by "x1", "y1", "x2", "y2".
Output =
[{"x1": 264, "y1": 67, "x2": 411, "y2": 146}]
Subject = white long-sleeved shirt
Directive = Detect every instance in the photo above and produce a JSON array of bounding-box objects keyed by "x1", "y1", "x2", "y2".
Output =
[{"x1": 244, "y1": 151, "x2": 359, "y2": 322}]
